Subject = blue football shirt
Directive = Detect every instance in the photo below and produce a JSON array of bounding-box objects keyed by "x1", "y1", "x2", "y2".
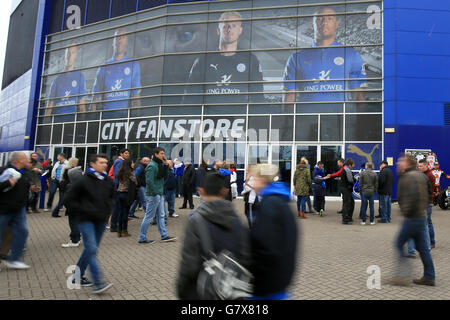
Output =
[
  {"x1": 283, "y1": 41, "x2": 367, "y2": 102},
  {"x1": 92, "y1": 56, "x2": 141, "y2": 110},
  {"x1": 48, "y1": 71, "x2": 86, "y2": 114}
]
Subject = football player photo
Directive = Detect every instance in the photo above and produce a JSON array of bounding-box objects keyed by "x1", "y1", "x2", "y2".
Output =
[
  {"x1": 184, "y1": 11, "x2": 264, "y2": 105},
  {"x1": 283, "y1": 7, "x2": 367, "y2": 112},
  {"x1": 92, "y1": 28, "x2": 141, "y2": 119},
  {"x1": 46, "y1": 43, "x2": 86, "y2": 122}
]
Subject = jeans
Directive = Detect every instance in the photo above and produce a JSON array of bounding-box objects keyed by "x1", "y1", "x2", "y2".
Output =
[
  {"x1": 139, "y1": 195, "x2": 168, "y2": 241},
  {"x1": 129, "y1": 186, "x2": 146, "y2": 217},
  {"x1": 296, "y1": 195, "x2": 309, "y2": 212},
  {"x1": 379, "y1": 194, "x2": 391, "y2": 222},
  {"x1": 110, "y1": 190, "x2": 121, "y2": 230},
  {"x1": 395, "y1": 217, "x2": 435, "y2": 281},
  {"x1": 0, "y1": 207, "x2": 29, "y2": 262},
  {"x1": 118, "y1": 192, "x2": 130, "y2": 231},
  {"x1": 360, "y1": 193, "x2": 375, "y2": 223},
  {"x1": 68, "y1": 215, "x2": 81, "y2": 243},
  {"x1": 76, "y1": 222, "x2": 106, "y2": 286},
  {"x1": 165, "y1": 189, "x2": 176, "y2": 218},
  {"x1": 305, "y1": 195, "x2": 312, "y2": 212},
  {"x1": 52, "y1": 190, "x2": 65, "y2": 217},
  {"x1": 407, "y1": 205, "x2": 434, "y2": 254},
  {"x1": 47, "y1": 179, "x2": 60, "y2": 209}
]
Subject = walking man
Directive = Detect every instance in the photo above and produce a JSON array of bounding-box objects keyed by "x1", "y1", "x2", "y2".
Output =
[
  {"x1": 0, "y1": 152, "x2": 31, "y2": 270},
  {"x1": 378, "y1": 160, "x2": 393, "y2": 223},
  {"x1": 64, "y1": 154, "x2": 114, "y2": 293},
  {"x1": 46, "y1": 153, "x2": 68, "y2": 217},
  {"x1": 139, "y1": 147, "x2": 177, "y2": 244},
  {"x1": 359, "y1": 163, "x2": 378, "y2": 225},
  {"x1": 389, "y1": 154, "x2": 435, "y2": 286}
]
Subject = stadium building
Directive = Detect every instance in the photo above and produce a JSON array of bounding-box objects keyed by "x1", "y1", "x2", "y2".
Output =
[{"x1": 0, "y1": 0, "x2": 449, "y2": 198}]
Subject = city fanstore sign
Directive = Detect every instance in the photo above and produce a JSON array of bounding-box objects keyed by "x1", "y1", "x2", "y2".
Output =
[{"x1": 100, "y1": 118, "x2": 246, "y2": 142}]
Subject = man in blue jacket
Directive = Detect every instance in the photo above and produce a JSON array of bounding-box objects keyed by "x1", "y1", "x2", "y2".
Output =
[{"x1": 165, "y1": 160, "x2": 179, "y2": 222}]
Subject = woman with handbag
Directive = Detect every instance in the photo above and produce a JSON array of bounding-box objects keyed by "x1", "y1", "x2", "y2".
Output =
[{"x1": 116, "y1": 159, "x2": 137, "y2": 238}]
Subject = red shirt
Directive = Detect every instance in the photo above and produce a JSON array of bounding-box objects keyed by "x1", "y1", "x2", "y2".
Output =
[{"x1": 329, "y1": 166, "x2": 345, "y2": 178}]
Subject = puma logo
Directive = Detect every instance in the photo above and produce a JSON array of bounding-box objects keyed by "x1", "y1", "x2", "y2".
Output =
[
  {"x1": 210, "y1": 64, "x2": 219, "y2": 70},
  {"x1": 347, "y1": 144, "x2": 380, "y2": 164}
]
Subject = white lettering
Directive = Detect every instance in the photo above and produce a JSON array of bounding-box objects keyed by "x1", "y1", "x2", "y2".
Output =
[
  {"x1": 187, "y1": 119, "x2": 201, "y2": 138},
  {"x1": 125, "y1": 122, "x2": 134, "y2": 139},
  {"x1": 201, "y1": 119, "x2": 215, "y2": 138},
  {"x1": 144, "y1": 120, "x2": 157, "y2": 139},
  {"x1": 215, "y1": 119, "x2": 231, "y2": 139},
  {"x1": 367, "y1": 5, "x2": 381, "y2": 30},
  {"x1": 173, "y1": 120, "x2": 187, "y2": 139},
  {"x1": 160, "y1": 119, "x2": 174, "y2": 139},
  {"x1": 101, "y1": 123, "x2": 111, "y2": 141},
  {"x1": 115, "y1": 123, "x2": 124, "y2": 140},
  {"x1": 66, "y1": 5, "x2": 81, "y2": 30},
  {"x1": 367, "y1": 265, "x2": 381, "y2": 289},
  {"x1": 231, "y1": 118, "x2": 245, "y2": 139},
  {"x1": 136, "y1": 121, "x2": 147, "y2": 140}
]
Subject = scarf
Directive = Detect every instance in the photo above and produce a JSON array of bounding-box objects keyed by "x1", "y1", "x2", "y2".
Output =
[
  {"x1": 89, "y1": 168, "x2": 107, "y2": 180},
  {"x1": 153, "y1": 157, "x2": 165, "y2": 179}
]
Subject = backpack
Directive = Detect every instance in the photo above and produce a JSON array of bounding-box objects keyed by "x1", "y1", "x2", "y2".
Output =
[{"x1": 194, "y1": 214, "x2": 253, "y2": 300}]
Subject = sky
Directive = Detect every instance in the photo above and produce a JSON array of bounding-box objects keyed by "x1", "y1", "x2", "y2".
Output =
[{"x1": 0, "y1": 1, "x2": 14, "y2": 92}]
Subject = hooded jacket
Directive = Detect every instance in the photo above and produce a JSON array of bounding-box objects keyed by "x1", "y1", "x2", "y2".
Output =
[
  {"x1": 312, "y1": 166, "x2": 327, "y2": 197},
  {"x1": 294, "y1": 163, "x2": 311, "y2": 196},
  {"x1": 250, "y1": 182, "x2": 298, "y2": 296},
  {"x1": 63, "y1": 171, "x2": 114, "y2": 224},
  {"x1": 176, "y1": 199, "x2": 250, "y2": 300}
]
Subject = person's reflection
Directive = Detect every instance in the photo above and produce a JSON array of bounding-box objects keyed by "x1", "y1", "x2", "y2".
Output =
[
  {"x1": 283, "y1": 7, "x2": 367, "y2": 112},
  {"x1": 92, "y1": 28, "x2": 141, "y2": 119},
  {"x1": 46, "y1": 43, "x2": 86, "y2": 123}
]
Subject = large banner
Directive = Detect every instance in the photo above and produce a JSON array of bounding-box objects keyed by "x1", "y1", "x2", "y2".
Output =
[{"x1": 39, "y1": 0, "x2": 383, "y2": 142}]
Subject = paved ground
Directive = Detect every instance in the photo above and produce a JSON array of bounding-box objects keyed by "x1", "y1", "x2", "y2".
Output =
[{"x1": 1, "y1": 196, "x2": 449, "y2": 300}]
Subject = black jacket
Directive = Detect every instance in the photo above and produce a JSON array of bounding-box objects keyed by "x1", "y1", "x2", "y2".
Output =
[
  {"x1": 176, "y1": 199, "x2": 250, "y2": 300},
  {"x1": 164, "y1": 168, "x2": 177, "y2": 192},
  {"x1": 135, "y1": 163, "x2": 147, "y2": 188},
  {"x1": 63, "y1": 171, "x2": 114, "y2": 224},
  {"x1": 340, "y1": 167, "x2": 356, "y2": 191},
  {"x1": 0, "y1": 164, "x2": 31, "y2": 214},
  {"x1": 195, "y1": 167, "x2": 208, "y2": 189},
  {"x1": 378, "y1": 166, "x2": 394, "y2": 195},
  {"x1": 250, "y1": 183, "x2": 298, "y2": 296},
  {"x1": 182, "y1": 165, "x2": 196, "y2": 188}
]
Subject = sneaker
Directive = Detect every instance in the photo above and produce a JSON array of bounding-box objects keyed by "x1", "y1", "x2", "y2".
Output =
[
  {"x1": 161, "y1": 236, "x2": 177, "y2": 242},
  {"x1": 319, "y1": 210, "x2": 324, "y2": 217},
  {"x1": 43, "y1": 208, "x2": 50, "y2": 212},
  {"x1": 171, "y1": 213, "x2": 179, "y2": 218},
  {"x1": 62, "y1": 240, "x2": 81, "y2": 248},
  {"x1": 138, "y1": 240, "x2": 155, "y2": 244},
  {"x1": 4, "y1": 261, "x2": 31, "y2": 270},
  {"x1": 72, "y1": 276, "x2": 94, "y2": 287},
  {"x1": 360, "y1": 221, "x2": 366, "y2": 225},
  {"x1": 370, "y1": 222, "x2": 376, "y2": 226},
  {"x1": 92, "y1": 282, "x2": 113, "y2": 294}
]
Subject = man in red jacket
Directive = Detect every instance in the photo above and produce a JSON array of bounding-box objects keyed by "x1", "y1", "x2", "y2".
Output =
[{"x1": 326, "y1": 158, "x2": 345, "y2": 214}]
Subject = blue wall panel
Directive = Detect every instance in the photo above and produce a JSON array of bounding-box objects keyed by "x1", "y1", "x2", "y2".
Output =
[
  {"x1": 395, "y1": 9, "x2": 450, "y2": 33},
  {"x1": 396, "y1": 31, "x2": 450, "y2": 56},
  {"x1": 395, "y1": 102, "x2": 444, "y2": 126},
  {"x1": 394, "y1": 0, "x2": 450, "y2": 11},
  {"x1": 397, "y1": 54, "x2": 450, "y2": 79}
]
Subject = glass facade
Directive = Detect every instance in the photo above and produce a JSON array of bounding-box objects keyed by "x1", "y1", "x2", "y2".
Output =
[{"x1": 35, "y1": 0, "x2": 383, "y2": 195}]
